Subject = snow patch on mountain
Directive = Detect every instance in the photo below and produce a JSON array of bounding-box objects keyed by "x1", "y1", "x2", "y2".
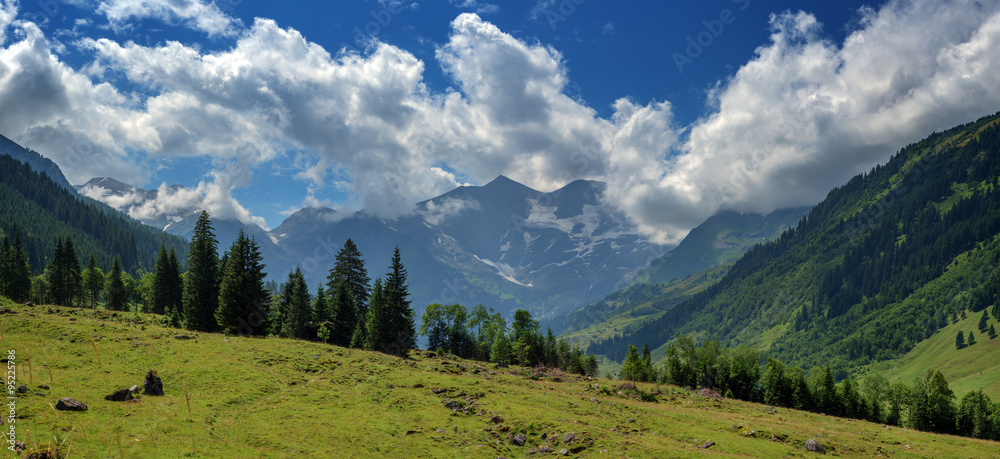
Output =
[{"x1": 474, "y1": 255, "x2": 533, "y2": 287}]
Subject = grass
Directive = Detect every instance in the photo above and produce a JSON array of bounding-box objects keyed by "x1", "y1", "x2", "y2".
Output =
[
  {"x1": 5, "y1": 302, "x2": 999, "y2": 457},
  {"x1": 860, "y1": 309, "x2": 1000, "y2": 400}
]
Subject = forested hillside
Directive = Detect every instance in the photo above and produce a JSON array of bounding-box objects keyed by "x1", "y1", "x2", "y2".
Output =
[
  {"x1": 0, "y1": 152, "x2": 187, "y2": 275},
  {"x1": 589, "y1": 112, "x2": 1000, "y2": 378}
]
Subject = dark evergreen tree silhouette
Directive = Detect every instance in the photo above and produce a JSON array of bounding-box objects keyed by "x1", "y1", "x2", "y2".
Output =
[{"x1": 183, "y1": 211, "x2": 220, "y2": 331}]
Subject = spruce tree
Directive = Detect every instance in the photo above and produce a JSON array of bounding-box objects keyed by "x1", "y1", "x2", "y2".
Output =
[
  {"x1": 365, "y1": 278, "x2": 389, "y2": 352},
  {"x1": 183, "y1": 211, "x2": 220, "y2": 331},
  {"x1": 618, "y1": 344, "x2": 643, "y2": 381},
  {"x1": 49, "y1": 236, "x2": 82, "y2": 307},
  {"x1": 978, "y1": 310, "x2": 989, "y2": 332},
  {"x1": 330, "y1": 279, "x2": 357, "y2": 347},
  {"x1": 989, "y1": 324, "x2": 997, "y2": 339},
  {"x1": 278, "y1": 267, "x2": 311, "y2": 339},
  {"x1": 327, "y1": 239, "x2": 371, "y2": 317},
  {"x1": 967, "y1": 331, "x2": 976, "y2": 345},
  {"x1": 7, "y1": 232, "x2": 31, "y2": 303},
  {"x1": 81, "y1": 255, "x2": 104, "y2": 308},
  {"x1": 152, "y1": 246, "x2": 171, "y2": 314},
  {"x1": 106, "y1": 257, "x2": 126, "y2": 311},
  {"x1": 349, "y1": 319, "x2": 369, "y2": 349},
  {"x1": 311, "y1": 286, "x2": 331, "y2": 324},
  {"x1": 63, "y1": 236, "x2": 82, "y2": 306},
  {"x1": 165, "y1": 248, "x2": 183, "y2": 325},
  {"x1": 216, "y1": 230, "x2": 270, "y2": 336},
  {"x1": 956, "y1": 330, "x2": 965, "y2": 349},
  {"x1": 383, "y1": 246, "x2": 415, "y2": 356}
]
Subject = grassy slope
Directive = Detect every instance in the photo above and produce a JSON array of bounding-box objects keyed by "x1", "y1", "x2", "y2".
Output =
[
  {"x1": 860, "y1": 309, "x2": 1000, "y2": 400},
  {"x1": 5, "y1": 302, "x2": 997, "y2": 458}
]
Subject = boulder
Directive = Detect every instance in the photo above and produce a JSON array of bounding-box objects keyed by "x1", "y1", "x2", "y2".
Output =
[
  {"x1": 55, "y1": 398, "x2": 87, "y2": 411},
  {"x1": 562, "y1": 432, "x2": 576, "y2": 443},
  {"x1": 105, "y1": 388, "x2": 134, "y2": 402},
  {"x1": 144, "y1": 369, "x2": 164, "y2": 396},
  {"x1": 616, "y1": 382, "x2": 636, "y2": 391},
  {"x1": 805, "y1": 438, "x2": 825, "y2": 454},
  {"x1": 129, "y1": 385, "x2": 140, "y2": 393},
  {"x1": 512, "y1": 432, "x2": 526, "y2": 446},
  {"x1": 700, "y1": 441, "x2": 715, "y2": 449},
  {"x1": 697, "y1": 388, "x2": 723, "y2": 400},
  {"x1": 16, "y1": 385, "x2": 27, "y2": 393}
]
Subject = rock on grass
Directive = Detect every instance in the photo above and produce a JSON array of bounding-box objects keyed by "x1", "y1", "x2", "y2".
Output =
[{"x1": 55, "y1": 398, "x2": 87, "y2": 411}]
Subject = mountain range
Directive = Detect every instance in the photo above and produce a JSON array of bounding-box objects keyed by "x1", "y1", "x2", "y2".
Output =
[
  {"x1": 1, "y1": 127, "x2": 817, "y2": 323},
  {"x1": 76, "y1": 173, "x2": 673, "y2": 320}
]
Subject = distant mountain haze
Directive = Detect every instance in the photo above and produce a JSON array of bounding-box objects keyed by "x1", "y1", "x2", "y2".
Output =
[{"x1": 78, "y1": 173, "x2": 671, "y2": 321}]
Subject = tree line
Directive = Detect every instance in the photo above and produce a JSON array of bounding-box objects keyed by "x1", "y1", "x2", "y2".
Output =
[
  {"x1": 21, "y1": 211, "x2": 418, "y2": 356},
  {"x1": 618, "y1": 335, "x2": 1000, "y2": 441},
  {"x1": 0, "y1": 152, "x2": 186, "y2": 277},
  {"x1": 419, "y1": 303, "x2": 598, "y2": 375}
]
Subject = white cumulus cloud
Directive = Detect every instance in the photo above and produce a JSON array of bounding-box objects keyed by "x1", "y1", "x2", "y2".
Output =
[{"x1": 96, "y1": 0, "x2": 241, "y2": 37}]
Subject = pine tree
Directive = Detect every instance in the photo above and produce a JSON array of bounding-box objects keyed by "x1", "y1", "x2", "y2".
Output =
[
  {"x1": 165, "y1": 248, "x2": 183, "y2": 325},
  {"x1": 956, "y1": 330, "x2": 965, "y2": 349},
  {"x1": 978, "y1": 310, "x2": 989, "y2": 332},
  {"x1": 618, "y1": 345, "x2": 643, "y2": 381},
  {"x1": 49, "y1": 236, "x2": 82, "y2": 307},
  {"x1": 967, "y1": 331, "x2": 976, "y2": 345},
  {"x1": 81, "y1": 255, "x2": 104, "y2": 308},
  {"x1": 330, "y1": 279, "x2": 357, "y2": 347},
  {"x1": 989, "y1": 324, "x2": 997, "y2": 339},
  {"x1": 365, "y1": 278, "x2": 390, "y2": 352},
  {"x1": 349, "y1": 320, "x2": 369, "y2": 349},
  {"x1": 327, "y1": 239, "x2": 371, "y2": 317},
  {"x1": 278, "y1": 267, "x2": 311, "y2": 339},
  {"x1": 216, "y1": 230, "x2": 270, "y2": 336},
  {"x1": 311, "y1": 286, "x2": 331, "y2": 324},
  {"x1": 183, "y1": 211, "x2": 220, "y2": 331},
  {"x1": 6, "y1": 232, "x2": 31, "y2": 303},
  {"x1": 152, "y1": 246, "x2": 171, "y2": 314},
  {"x1": 62, "y1": 236, "x2": 82, "y2": 306},
  {"x1": 106, "y1": 257, "x2": 126, "y2": 311},
  {"x1": 381, "y1": 247, "x2": 414, "y2": 356}
]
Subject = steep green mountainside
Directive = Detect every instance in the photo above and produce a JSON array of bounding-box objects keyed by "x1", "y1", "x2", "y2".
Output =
[
  {"x1": 555, "y1": 264, "x2": 727, "y2": 345},
  {"x1": 0, "y1": 152, "x2": 188, "y2": 274},
  {"x1": 631, "y1": 207, "x2": 810, "y2": 286},
  {"x1": 588, "y1": 112, "x2": 1000, "y2": 378},
  {"x1": 553, "y1": 206, "x2": 808, "y2": 342},
  {"x1": 0, "y1": 134, "x2": 76, "y2": 193},
  {"x1": 4, "y1": 301, "x2": 994, "y2": 457}
]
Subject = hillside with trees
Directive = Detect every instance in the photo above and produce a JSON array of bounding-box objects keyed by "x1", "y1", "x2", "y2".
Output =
[
  {"x1": 587, "y1": 112, "x2": 1000, "y2": 379},
  {"x1": 0, "y1": 150, "x2": 188, "y2": 278}
]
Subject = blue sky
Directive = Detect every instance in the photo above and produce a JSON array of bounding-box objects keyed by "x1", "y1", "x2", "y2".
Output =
[{"x1": 3, "y1": 0, "x2": 1000, "y2": 242}]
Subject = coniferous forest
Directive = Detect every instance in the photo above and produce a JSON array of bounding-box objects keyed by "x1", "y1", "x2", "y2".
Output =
[{"x1": 589, "y1": 115, "x2": 1000, "y2": 376}]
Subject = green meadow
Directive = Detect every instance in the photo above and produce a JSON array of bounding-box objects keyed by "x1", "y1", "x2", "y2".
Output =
[{"x1": 4, "y1": 301, "x2": 997, "y2": 458}]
